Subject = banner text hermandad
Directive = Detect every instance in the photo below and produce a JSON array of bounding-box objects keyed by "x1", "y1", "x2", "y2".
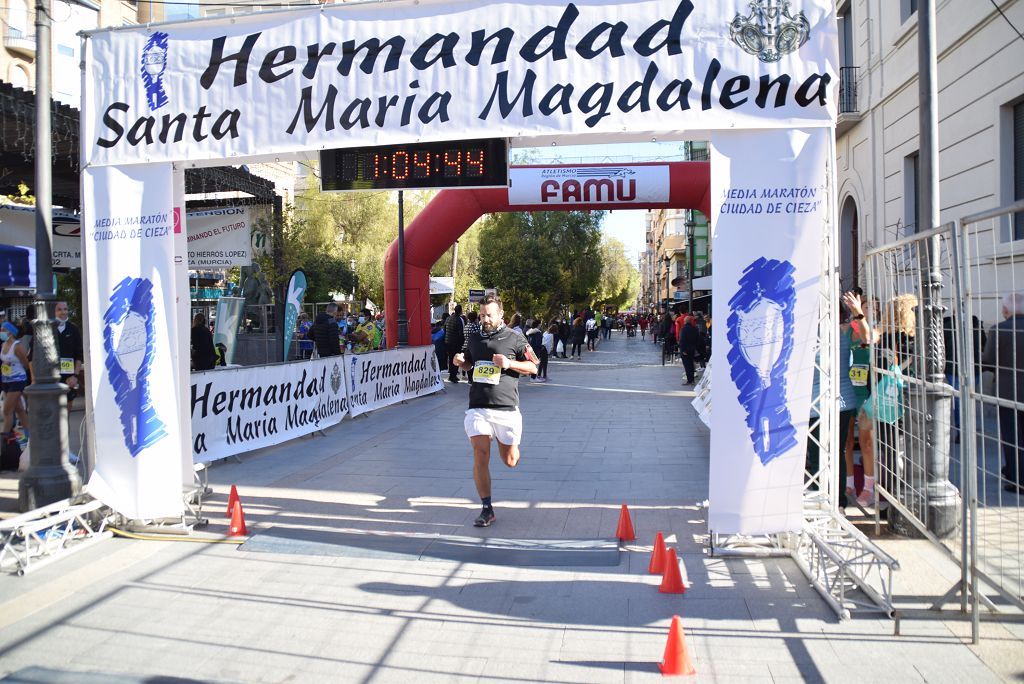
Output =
[{"x1": 82, "y1": 0, "x2": 838, "y2": 167}]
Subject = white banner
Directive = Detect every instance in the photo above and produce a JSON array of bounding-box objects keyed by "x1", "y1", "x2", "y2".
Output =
[
  {"x1": 0, "y1": 204, "x2": 82, "y2": 269},
  {"x1": 707, "y1": 128, "x2": 828, "y2": 535},
  {"x1": 508, "y1": 165, "x2": 669, "y2": 206},
  {"x1": 186, "y1": 206, "x2": 252, "y2": 268},
  {"x1": 190, "y1": 357, "x2": 350, "y2": 463},
  {"x1": 82, "y1": 0, "x2": 837, "y2": 167},
  {"x1": 2, "y1": 204, "x2": 252, "y2": 270},
  {"x1": 82, "y1": 163, "x2": 185, "y2": 520},
  {"x1": 347, "y1": 346, "x2": 444, "y2": 417}
]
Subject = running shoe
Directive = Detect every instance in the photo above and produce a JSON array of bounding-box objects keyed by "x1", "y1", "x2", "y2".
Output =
[
  {"x1": 856, "y1": 488, "x2": 875, "y2": 507},
  {"x1": 474, "y1": 508, "x2": 496, "y2": 527}
]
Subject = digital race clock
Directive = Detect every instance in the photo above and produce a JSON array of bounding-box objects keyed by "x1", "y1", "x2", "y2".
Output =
[{"x1": 320, "y1": 138, "x2": 509, "y2": 192}]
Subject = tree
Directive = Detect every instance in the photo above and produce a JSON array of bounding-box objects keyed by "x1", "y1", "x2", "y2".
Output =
[
  {"x1": 594, "y1": 237, "x2": 640, "y2": 311},
  {"x1": 477, "y1": 210, "x2": 604, "y2": 317}
]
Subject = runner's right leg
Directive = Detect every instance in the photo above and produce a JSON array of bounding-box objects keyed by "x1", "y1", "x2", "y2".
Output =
[{"x1": 471, "y1": 435, "x2": 496, "y2": 526}]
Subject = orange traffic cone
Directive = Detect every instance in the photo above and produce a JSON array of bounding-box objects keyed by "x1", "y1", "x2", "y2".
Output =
[
  {"x1": 615, "y1": 504, "x2": 636, "y2": 541},
  {"x1": 659, "y1": 548, "x2": 685, "y2": 594},
  {"x1": 658, "y1": 615, "x2": 696, "y2": 676},
  {"x1": 648, "y1": 532, "x2": 667, "y2": 574},
  {"x1": 226, "y1": 484, "x2": 240, "y2": 518},
  {"x1": 228, "y1": 501, "x2": 249, "y2": 537}
]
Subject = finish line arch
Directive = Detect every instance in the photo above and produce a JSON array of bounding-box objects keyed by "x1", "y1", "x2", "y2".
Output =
[
  {"x1": 383, "y1": 161, "x2": 712, "y2": 348},
  {"x1": 75, "y1": 0, "x2": 844, "y2": 579}
]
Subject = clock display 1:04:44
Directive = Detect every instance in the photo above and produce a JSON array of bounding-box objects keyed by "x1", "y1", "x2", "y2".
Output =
[{"x1": 341, "y1": 148, "x2": 487, "y2": 181}]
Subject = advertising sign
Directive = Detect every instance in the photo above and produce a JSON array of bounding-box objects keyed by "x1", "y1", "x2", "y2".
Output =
[
  {"x1": 185, "y1": 206, "x2": 252, "y2": 268},
  {"x1": 707, "y1": 128, "x2": 829, "y2": 535},
  {"x1": 282, "y1": 269, "x2": 308, "y2": 361},
  {"x1": 0, "y1": 205, "x2": 82, "y2": 268},
  {"x1": 508, "y1": 165, "x2": 670, "y2": 206},
  {"x1": 190, "y1": 357, "x2": 349, "y2": 463},
  {"x1": 347, "y1": 346, "x2": 444, "y2": 417},
  {"x1": 82, "y1": 163, "x2": 185, "y2": 520}
]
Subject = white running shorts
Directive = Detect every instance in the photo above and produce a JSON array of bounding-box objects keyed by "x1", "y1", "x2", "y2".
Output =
[{"x1": 464, "y1": 408, "x2": 523, "y2": 445}]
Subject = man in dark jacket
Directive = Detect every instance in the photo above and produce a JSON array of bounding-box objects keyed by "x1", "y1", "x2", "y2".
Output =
[
  {"x1": 678, "y1": 315, "x2": 699, "y2": 385},
  {"x1": 310, "y1": 311, "x2": 341, "y2": 357},
  {"x1": 54, "y1": 301, "x2": 84, "y2": 409},
  {"x1": 445, "y1": 304, "x2": 465, "y2": 382},
  {"x1": 982, "y1": 292, "x2": 1024, "y2": 493}
]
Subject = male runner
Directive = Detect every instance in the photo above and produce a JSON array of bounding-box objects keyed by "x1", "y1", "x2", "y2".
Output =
[{"x1": 453, "y1": 294, "x2": 537, "y2": 527}]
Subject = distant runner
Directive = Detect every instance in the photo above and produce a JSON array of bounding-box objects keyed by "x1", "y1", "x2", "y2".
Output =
[{"x1": 453, "y1": 293, "x2": 538, "y2": 527}]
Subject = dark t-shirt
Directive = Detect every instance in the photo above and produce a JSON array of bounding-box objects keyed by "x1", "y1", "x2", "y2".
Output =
[{"x1": 463, "y1": 326, "x2": 531, "y2": 410}]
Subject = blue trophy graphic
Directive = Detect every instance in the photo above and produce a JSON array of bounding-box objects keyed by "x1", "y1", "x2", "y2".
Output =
[
  {"x1": 725, "y1": 258, "x2": 798, "y2": 466},
  {"x1": 103, "y1": 277, "x2": 167, "y2": 457},
  {"x1": 140, "y1": 31, "x2": 169, "y2": 112}
]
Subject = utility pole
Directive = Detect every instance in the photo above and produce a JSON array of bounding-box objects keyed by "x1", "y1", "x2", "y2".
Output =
[
  {"x1": 396, "y1": 191, "x2": 408, "y2": 347},
  {"x1": 19, "y1": 0, "x2": 81, "y2": 511},
  {"x1": 449, "y1": 240, "x2": 459, "y2": 307},
  {"x1": 686, "y1": 215, "x2": 696, "y2": 314}
]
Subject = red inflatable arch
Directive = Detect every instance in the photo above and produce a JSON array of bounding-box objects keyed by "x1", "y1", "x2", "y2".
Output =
[{"x1": 384, "y1": 161, "x2": 711, "y2": 347}]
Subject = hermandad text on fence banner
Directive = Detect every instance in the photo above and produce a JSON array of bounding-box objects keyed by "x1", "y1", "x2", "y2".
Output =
[
  {"x1": 190, "y1": 356, "x2": 350, "y2": 464},
  {"x1": 347, "y1": 346, "x2": 445, "y2": 418},
  {"x1": 189, "y1": 346, "x2": 443, "y2": 463},
  {"x1": 82, "y1": 0, "x2": 838, "y2": 167}
]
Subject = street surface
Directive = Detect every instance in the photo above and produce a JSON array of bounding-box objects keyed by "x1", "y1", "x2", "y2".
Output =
[{"x1": 0, "y1": 334, "x2": 1022, "y2": 683}]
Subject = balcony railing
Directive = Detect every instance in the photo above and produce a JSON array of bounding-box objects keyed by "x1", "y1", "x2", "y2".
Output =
[
  {"x1": 687, "y1": 148, "x2": 710, "y2": 162},
  {"x1": 4, "y1": 28, "x2": 36, "y2": 57},
  {"x1": 839, "y1": 66, "x2": 859, "y2": 114}
]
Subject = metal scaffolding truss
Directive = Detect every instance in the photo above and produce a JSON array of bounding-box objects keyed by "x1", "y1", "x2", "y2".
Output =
[{"x1": 0, "y1": 496, "x2": 112, "y2": 576}]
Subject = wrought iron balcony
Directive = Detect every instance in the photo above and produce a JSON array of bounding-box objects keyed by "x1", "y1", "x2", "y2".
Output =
[
  {"x1": 837, "y1": 66, "x2": 863, "y2": 136},
  {"x1": 4, "y1": 29, "x2": 36, "y2": 57}
]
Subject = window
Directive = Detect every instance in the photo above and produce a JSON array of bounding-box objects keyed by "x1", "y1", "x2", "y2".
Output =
[
  {"x1": 838, "y1": 4, "x2": 853, "y2": 68},
  {"x1": 57, "y1": 44, "x2": 74, "y2": 57},
  {"x1": 1015, "y1": 102, "x2": 1024, "y2": 240},
  {"x1": 165, "y1": 2, "x2": 199, "y2": 20},
  {"x1": 904, "y1": 152, "x2": 920, "y2": 234},
  {"x1": 900, "y1": 0, "x2": 918, "y2": 23},
  {"x1": 8, "y1": 0, "x2": 29, "y2": 36}
]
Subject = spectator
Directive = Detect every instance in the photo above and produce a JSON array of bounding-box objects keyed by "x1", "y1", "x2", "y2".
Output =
[
  {"x1": 525, "y1": 319, "x2": 547, "y2": 382},
  {"x1": 509, "y1": 313, "x2": 523, "y2": 335},
  {"x1": 445, "y1": 304, "x2": 465, "y2": 382},
  {"x1": 678, "y1": 315, "x2": 699, "y2": 385},
  {"x1": 431, "y1": 318, "x2": 447, "y2": 373},
  {"x1": 570, "y1": 316, "x2": 586, "y2": 359},
  {"x1": 1, "y1": 320, "x2": 32, "y2": 441},
  {"x1": 297, "y1": 312, "x2": 314, "y2": 359},
  {"x1": 310, "y1": 310, "x2": 342, "y2": 357},
  {"x1": 981, "y1": 291, "x2": 1024, "y2": 494},
  {"x1": 54, "y1": 301, "x2": 84, "y2": 410},
  {"x1": 191, "y1": 313, "x2": 217, "y2": 371},
  {"x1": 585, "y1": 315, "x2": 597, "y2": 350}
]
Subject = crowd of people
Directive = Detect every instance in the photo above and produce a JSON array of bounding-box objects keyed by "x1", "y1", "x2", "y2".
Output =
[
  {"x1": 1, "y1": 303, "x2": 84, "y2": 469},
  {"x1": 297, "y1": 304, "x2": 385, "y2": 358}
]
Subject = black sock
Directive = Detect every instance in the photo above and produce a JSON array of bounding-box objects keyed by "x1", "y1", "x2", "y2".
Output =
[{"x1": 481, "y1": 497, "x2": 492, "y2": 510}]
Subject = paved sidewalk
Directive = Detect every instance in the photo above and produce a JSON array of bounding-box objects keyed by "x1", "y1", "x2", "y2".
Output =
[{"x1": 0, "y1": 332, "x2": 1022, "y2": 683}]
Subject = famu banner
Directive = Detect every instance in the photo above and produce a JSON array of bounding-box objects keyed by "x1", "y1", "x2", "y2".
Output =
[
  {"x1": 707, "y1": 128, "x2": 828, "y2": 535},
  {"x1": 190, "y1": 357, "x2": 349, "y2": 463},
  {"x1": 82, "y1": 163, "x2": 185, "y2": 520},
  {"x1": 509, "y1": 164, "x2": 670, "y2": 206},
  {"x1": 82, "y1": 0, "x2": 838, "y2": 167},
  {"x1": 347, "y1": 345, "x2": 443, "y2": 417}
]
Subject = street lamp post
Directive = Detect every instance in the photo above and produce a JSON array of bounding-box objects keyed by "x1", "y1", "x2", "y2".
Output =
[
  {"x1": 396, "y1": 191, "x2": 408, "y2": 347},
  {"x1": 685, "y1": 217, "x2": 696, "y2": 315},
  {"x1": 20, "y1": 0, "x2": 81, "y2": 511},
  {"x1": 349, "y1": 258, "x2": 356, "y2": 307},
  {"x1": 663, "y1": 255, "x2": 672, "y2": 310}
]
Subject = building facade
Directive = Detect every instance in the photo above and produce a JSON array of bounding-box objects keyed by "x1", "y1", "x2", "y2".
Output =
[
  {"x1": 836, "y1": 0, "x2": 1024, "y2": 308},
  {"x1": 642, "y1": 141, "x2": 711, "y2": 313}
]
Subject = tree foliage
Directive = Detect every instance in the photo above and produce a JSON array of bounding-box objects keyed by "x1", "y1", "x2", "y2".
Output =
[
  {"x1": 477, "y1": 210, "x2": 604, "y2": 316},
  {"x1": 594, "y1": 237, "x2": 640, "y2": 311}
]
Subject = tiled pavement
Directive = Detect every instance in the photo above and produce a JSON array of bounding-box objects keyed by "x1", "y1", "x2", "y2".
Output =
[{"x1": 0, "y1": 333, "x2": 1022, "y2": 683}]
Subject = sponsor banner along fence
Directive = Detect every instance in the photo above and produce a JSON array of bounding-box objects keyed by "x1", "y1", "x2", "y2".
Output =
[
  {"x1": 508, "y1": 164, "x2": 670, "y2": 206},
  {"x1": 347, "y1": 346, "x2": 445, "y2": 417},
  {"x1": 707, "y1": 128, "x2": 829, "y2": 535},
  {"x1": 190, "y1": 345, "x2": 442, "y2": 462},
  {"x1": 190, "y1": 356, "x2": 350, "y2": 463},
  {"x1": 82, "y1": 0, "x2": 838, "y2": 167}
]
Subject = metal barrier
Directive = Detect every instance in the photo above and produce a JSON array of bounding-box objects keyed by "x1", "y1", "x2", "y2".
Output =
[
  {"x1": 862, "y1": 200, "x2": 1024, "y2": 643},
  {"x1": 956, "y1": 200, "x2": 1024, "y2": 640}
]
